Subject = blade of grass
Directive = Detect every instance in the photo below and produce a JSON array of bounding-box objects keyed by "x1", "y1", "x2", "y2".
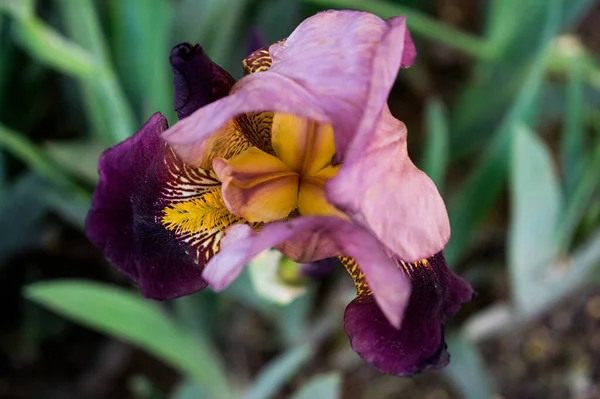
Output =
[
  {"x1": 171, "y1": 0, "x2": 216, "y2": 43},
  {"x1": 450, "y1": 0, "x2": 568, "y2": 157},
  {"x1": 485, "y1": 0, "x2": 521, "y2": 53},
  {"x1": 559, "y1": 116, "x2": 600, "y2": 250},
  {"x1": 421, "y1": 97, "x2": 449, "y2": 191},
  {"x1": 445, "y1": 48, "x2": 550, "y2": 264},
  {"x1": 509, "y1": 124, "x2": 563, "y2": 315},
  {"x1": 109, "y1": 0, "x2": 174, "y2": 121},
  {"x1": 0, "y1": 123, "x2": 90, "y2": 200},
  {"x1": 57, "y1": 0, "x2": 135, "y2": 144},
  {"x1": 0, "y1": 173, "x2": 49, "y2": 265},
  {"x1": 305, "y1": 0, "x2": 496, "y2": 59},
  {"x1": 444, "y1": 332, "x2": 496, "y2": 399},
  {"x1": 444, "y1": 1, "x2": 558, "y2": 264},
  {"x1": 243, "y1": 343, "x2": 315, "y2": 399},
  {"x1": 25, "y1": 280, "x2": 232, "y2": 399},
  {"x1": 3, "y1": 10, "x2": 95, "y2": 79},
  {"x1": 290, "y1": 373, "x2": 341, "y2": 399},
  {"x1": 562, "y1": 53, "x2": 585, "y2": 198},
  {"x1": 45, "y1": 139, "x2": 104, "y2": 185},
  {"x1": 205, "y1": 0, "x2": 252, "y2": 73}
]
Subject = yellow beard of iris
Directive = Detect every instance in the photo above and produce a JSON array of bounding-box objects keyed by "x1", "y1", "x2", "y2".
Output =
[{"x1": 214, "y1": 113, "x2": 345, "y2": 223}]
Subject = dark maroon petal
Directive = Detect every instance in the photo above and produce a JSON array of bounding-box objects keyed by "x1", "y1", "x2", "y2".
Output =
[
  {"x1": 85, "y1": 113, "x2": 207, "y2": 299},
  {"x1": 344, "y1": 253, "x2": 473, "y2": 376},
  {"x1": 170, "y1": 43, "x2": 235, "y2": 120}
]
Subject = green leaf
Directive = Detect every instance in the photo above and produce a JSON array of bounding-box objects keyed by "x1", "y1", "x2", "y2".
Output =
[
  {"x1": 45, "y1": 140, "x2": 104, "y2": 184},
  {"x1": 7, "y1": 13, "x2": 96, "y2": 79},
  {"x1": 559, "y1": 118, "x2": 600, "y2": 249},
  {"x1": 109, "y1": 0, "x2": 174, "y2": 122},
  {"x1": 305, "y1": 0, "x2": 495, "y2": 59},
  {"x1": 0, "y1": 173, "x2": 49, "y2": 264},
  {"x1": 204, "y1": 0, "x2": 253, "y2": 73},
  {"x1": 24, "y1": 281, "x2": 232, "y2": 399},
  {"x1": 254, "y1": 0, "x2": 302, "y2": 46},
  {"x1": 275, "y1": 288, "x2": 314, "y2": 346},
  {"x1": 0, "y1": 123, "x2": 90, "y2": 200},
  {"x1": 0, "y1": 0, "x2": 34, "y2": 19},
  {"x1": 37, "y1": 184, "x2": 91, "y2": 230},
  {"x1": 171, "y1": 0, "x2": 216, "y2": 44},
  {"x1": 170, "y1": 381, "x2": 211, "y2": 399},
  {"x1": 290, "y1": 373, "x2": 341, "y2": 399},
  {"x1": 509, "y1": 124, "x2": 564, "y2": 315},
  {"x1": 243, "y1": 343, "x2": 315, "y2": 399},
  {"x1": 562, "y1": 55, "x2": 585, "y2": 198},
  {"x1": 57, "y1": 0, "x2": 136, "y2": 144},
  {"x1": 445, "y1": 43, "x2": 549, "y2": 264},
  {"x1": 444, "y1": 332, "x2": 496, "y2": 399},
  {"x1": 421, "y1": 97, "x2": 449, "y2": 191},
  {"x1": 451, "y1": 0, "x2": 562, "y2": 156}
]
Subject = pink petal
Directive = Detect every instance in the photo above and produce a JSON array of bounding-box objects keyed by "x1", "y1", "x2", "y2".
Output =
[
  {"x1": 162, "y1": 10, "x2": 415, "y2": 165},
  {"x1": 203, "y1": 216, "x2": 410, "y2": 328},
  {"x1": 327, "y1": 106, "x2": 450, "y2": 263}
]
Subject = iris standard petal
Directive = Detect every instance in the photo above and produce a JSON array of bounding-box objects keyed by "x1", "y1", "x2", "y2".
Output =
[
  {"x1": 162, "y1": 10, "x2": 415, "y2": 166},
  {"x1": 202, "y1": 217, "x2": 410, "y2": 329},
  {"x1": 170, "y1": 43, "x2": 235, "y2": 120},
  {"x1": 327, "y1": 107, "x2": 451, "y2": 263},
  {"x1": 86, "y1": 113, "x2": 210, "y2": 299},
  {"x1": 343, "y1": 253, "x2": 473, "y2": 376}
]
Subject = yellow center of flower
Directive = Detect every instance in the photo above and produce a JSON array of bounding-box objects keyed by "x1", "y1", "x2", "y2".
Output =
[{"x1": 214, "y1": 113, "x2": 345, "y2": 223}]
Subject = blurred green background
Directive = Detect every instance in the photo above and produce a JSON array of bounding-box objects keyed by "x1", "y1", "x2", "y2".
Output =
[{"x1": 1, "y1": 0, "x2": 600, "y2": 398}]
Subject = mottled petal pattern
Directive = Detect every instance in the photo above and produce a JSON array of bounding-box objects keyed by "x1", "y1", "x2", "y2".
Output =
[{"x1": 343, "y1": 253, "x2": 473, "y2": 376}]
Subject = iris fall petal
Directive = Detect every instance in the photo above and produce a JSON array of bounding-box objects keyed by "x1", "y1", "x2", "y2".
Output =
[
  {"x1": 86, "y1": 113, "x2": 209, "y2": 299},
  {"x1": 343, "y1": 253, "x2": 473, "y2": 376}
]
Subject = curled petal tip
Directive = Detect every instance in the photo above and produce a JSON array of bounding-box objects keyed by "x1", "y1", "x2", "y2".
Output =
[
  {"x1": 170, "y1": 43, "x2": 203, "y2": 65},
  {"x1": 170, "y1": 42, "x2": 235, "y2": 120}
]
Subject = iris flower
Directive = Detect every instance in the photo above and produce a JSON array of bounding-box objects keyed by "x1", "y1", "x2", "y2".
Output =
[{"x1": 86, "y1": 10, "x2": 472, "y2": 376}]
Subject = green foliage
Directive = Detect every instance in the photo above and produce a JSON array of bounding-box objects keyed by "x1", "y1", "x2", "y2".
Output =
[
  {"x1": 421, "y1": 97, "x2": 449, "y2": 192},
  {"x1": 509, "y1": 124, "x2": 564, "y2": 316},
  {"x1": 0, "y1": 0, "x2": 599, "y2": 397},
  {"x1": 243, "y1": 343, "x2": 315, "y2": 399},
  {"x1": 290, "y1": 373, "x2": 341, "y2": 399},
  {"x1": 444, "y1": 333, "x2": 496, "y2": 399},
  {"x1": 25, "y1": 280, "x2": 233, "y2": 398}
]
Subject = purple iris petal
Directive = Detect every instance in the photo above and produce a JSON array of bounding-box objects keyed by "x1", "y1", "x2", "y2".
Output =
[
  {"x1": 85, "y1": 113, "x2": 207, "y2": 299},
  {"x1": 170, "y1": 43, "x2": 235, "y2": 120},
  {"x1": 344, "y1": 253, "x2": 473, "y2": 376}
]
